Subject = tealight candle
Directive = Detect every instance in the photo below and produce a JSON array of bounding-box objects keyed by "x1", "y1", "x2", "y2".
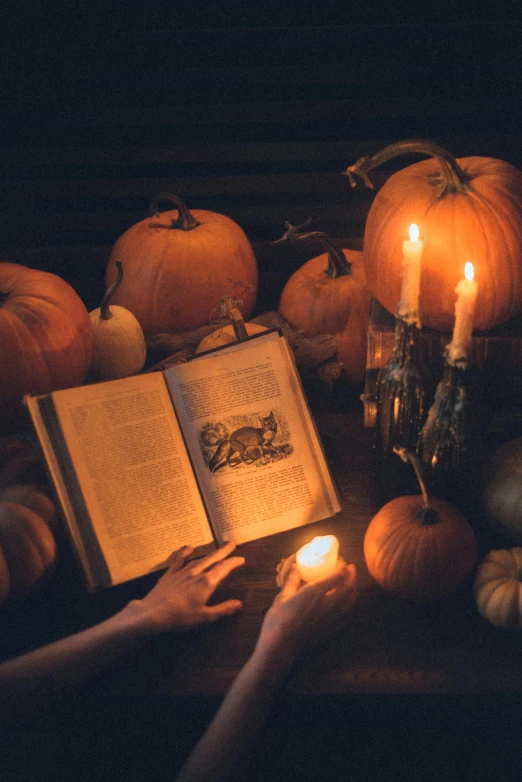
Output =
[
  {"x1": 398, "y1": 223, "x2": 423, "y2": 325},
  {"x1": 295, "y1": 534, "x2": 340, "y2": 582},
  {"x1": 446, "y1": 262, "x2": 478, "y2": 365}
]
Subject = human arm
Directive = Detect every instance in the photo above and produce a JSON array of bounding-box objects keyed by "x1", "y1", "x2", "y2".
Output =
[
  {"x1": 0, "y1": 542, "x2": 244, "y2": 727},
  {"x1": 175, "y1": 560, "x2": 357, "y2": 782}
]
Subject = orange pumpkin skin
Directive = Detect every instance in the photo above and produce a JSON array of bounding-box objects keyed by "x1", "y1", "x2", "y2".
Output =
[
  {"x1": 0, "y1": 263, "x2": 93, "y2": 405},
  {"x1": 336, "y1": 286, "x2": 372, "y2": 384},
  {"x1": 279, "y1": 249, "x2": 371, "y2": 383},
  {"x1": 0, "y1": 501, "x2": 56, "y2": 597},
  {"x1": 279, "y1": 249, "x2": 369, "y2": 335},
  {"x1": 0, "y1": 484, "x2": 56, "y2": 530},
  {"x1": 364, "y1": 495, "x2": 478, "y2": 602},
  {"x1": 105, "y1": 202, "x2": 258, "y2": 335},
  {"x1": 361, "y1": 154, "x2": 522, "y2": 332}
]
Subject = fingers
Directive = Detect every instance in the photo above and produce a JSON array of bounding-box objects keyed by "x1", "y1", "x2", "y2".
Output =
[
  {"x1": 279, "y1": 562, "x2": 302, "y2": 598},
  {"x1": 204, "y1": 599, "x2": 243, "y2": 622},
  {"x1": 199, "y1": 555, "x2": 246, "y2": 588},
  {"x1": 165, "y1": 545, "x2": 195, "y2": 572},
  {"x1": 190, "y1": 541, "x2": 237, "y2": 575},
  {"x1": 312, "y1": 561, "x2": 357, "y2": 593}
]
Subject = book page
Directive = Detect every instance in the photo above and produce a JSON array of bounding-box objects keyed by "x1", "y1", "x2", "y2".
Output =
[
  {"x1": 165, "y1": 337, "x2": 340, "y2": 545},
  {"x1": 41, "y1": 373, "x2": 213, "y2": 587}
]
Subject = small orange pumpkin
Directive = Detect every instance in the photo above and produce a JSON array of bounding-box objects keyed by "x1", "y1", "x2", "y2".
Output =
[
  {"x1": 345, "y1": 139, "x2": 522, "y2": 332},
  {"x1": 364, "y1": 449, "x2": 478, "y2": 601},
  {"x1": 0, "y1": 263, "x2": 93, "y2": 405},
  {"x1": 275, "y1": 223, "x2": 371, "y2": 383},
  {"x1": 0, "y1": 500, "x2": 56, "y2": 602},
  {"x1": 0, "y1": 484, "x2": 57, "y2": 532},
  {"x1": 105, "y1": 193, "x2": 258, "y2": 335}
]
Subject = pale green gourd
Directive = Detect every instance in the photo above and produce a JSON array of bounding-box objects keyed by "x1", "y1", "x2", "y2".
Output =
[{"x1": 89, "y1": 261, "x2": 147, "y2": 380}]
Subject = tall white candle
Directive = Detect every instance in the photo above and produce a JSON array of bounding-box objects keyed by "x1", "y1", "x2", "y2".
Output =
[
  {"x1": 295, "y1": 535, "x2": 339, "y2": 582},
  {"x1": 446, "y1": 262, "x2": 478, "y2": 364},
  {"x1": 398, "y1": 223, "x2": 423, "y2": 325}
]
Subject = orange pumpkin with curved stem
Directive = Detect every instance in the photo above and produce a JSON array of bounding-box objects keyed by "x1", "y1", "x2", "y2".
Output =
[
  {"x1": 276, "y1": 223, "x2": 371, "y2": 383},
  {"x1": 364, "y1": 448, "x2": 478, "y2": 602},
  {"x1": 345, "y1": 139, "x2": 522, "y2": 332},
  {"x1": 105, "y1": 193, "x2": 258, "y2": 335}
]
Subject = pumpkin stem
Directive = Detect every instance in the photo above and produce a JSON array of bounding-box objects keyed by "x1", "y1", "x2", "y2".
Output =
[
  {"x1": 210, "y1": 280, "x2": 252, "y2": 341},
  {"x1": 100, "y1": 260, "x2": 124, "y2": 320},
  {"x1": 149, "y1": 193, "x2": 201, "y2": 231},
  {"x1": 393, "y1": 446, "x2": 440, "y2": 525},
  {"x1": 272, "y1": 221, "x2": 352, "y2": 278},
  {"x1": 343, "y1": 139, "x2": 473, "y2": 199}
]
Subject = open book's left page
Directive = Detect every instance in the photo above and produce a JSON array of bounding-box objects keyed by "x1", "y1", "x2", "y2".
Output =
[{"x1": 26, "y1": 373, "x2": 214, "y2": 590}]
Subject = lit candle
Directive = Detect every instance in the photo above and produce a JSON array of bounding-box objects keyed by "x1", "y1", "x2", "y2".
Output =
[
  {"x1": 398, "y1": 223, "x2": 423, "y2": 325},
  {"x1": 446, "y1": 262, "x2": 478, "y2": 364},
  {"x1": 295, "y1": 534, "x2": 340, "y2": 582}
]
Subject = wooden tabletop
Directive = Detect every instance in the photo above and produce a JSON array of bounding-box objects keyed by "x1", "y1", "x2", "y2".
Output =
[{"x1": 3, "y1": 392, "x2": 521, "y2": 700}]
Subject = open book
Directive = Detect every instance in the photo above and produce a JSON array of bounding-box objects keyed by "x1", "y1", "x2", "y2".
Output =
[{"x1": 26, "y1": 332, "x2": 340, "y2": 591}]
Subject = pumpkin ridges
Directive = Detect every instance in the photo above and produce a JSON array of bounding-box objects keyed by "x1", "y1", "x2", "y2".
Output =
[
  {"x1": 107, "y1": 205, "x2": 257, "y2": 335},
  {"x1": 487, "y1": 580, "x2": 518, "y2": 627},
  {"x1": 0, "y1": 485, "x2": 56, "y2": 527},
  {"x1": 0, "y1": 263, "x2": 93, "y2": 403},
  {"x1": 365, "y1": 491, "x2": 477, "y2": 602},
  {"x1": 473, "y1": 548, "x2": 522, "y2": 629},
  {"x1": 0, "y1": 311, "x2": 53, "y2": 397},
  {"x1": 0, "y1": 501, "x2": 56, "y2": 595},
  {"x1": 357, "y1": 143, "x2": 522, "y2": 331}
]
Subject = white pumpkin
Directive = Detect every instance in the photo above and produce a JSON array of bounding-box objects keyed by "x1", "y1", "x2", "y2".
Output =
[
  {"x1": 473, "y1": 547, "x2": 522, "y2": 629},
  {"x1": 89, "y1": 261, "x2": 147, "y2": 380}
]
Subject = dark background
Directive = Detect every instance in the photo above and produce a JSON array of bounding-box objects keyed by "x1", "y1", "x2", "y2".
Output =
[{"x1": 1, "y1": 2, "x2": 522, "y2": 312}]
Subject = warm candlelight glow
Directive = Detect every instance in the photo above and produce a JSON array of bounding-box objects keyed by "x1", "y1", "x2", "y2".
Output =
[
  {"x1": 409, "y1": 223, "x2": 419, "y2": 242},
  {"x1": 446, "y1": 262, "x2": 478, "y2": 364},
  {"x1": 295, "y1": 534, "x2": 339, "y2": 582},
  {"x1": 398, "y1": 224, "x2": 423, "y2": 325}
]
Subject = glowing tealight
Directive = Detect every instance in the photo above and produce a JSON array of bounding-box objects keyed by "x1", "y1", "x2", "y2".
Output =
[{"x1": 295, "y1": 535, "x2": 340, "y2": 582}]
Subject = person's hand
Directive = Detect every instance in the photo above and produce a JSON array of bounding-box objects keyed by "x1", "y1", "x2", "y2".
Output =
[
  {"x1": 255, "y1": 561, "x2": 357, "y2": 665},
  {"x1": 126, "y1": 542, "x2": 245, "y2": 634}
]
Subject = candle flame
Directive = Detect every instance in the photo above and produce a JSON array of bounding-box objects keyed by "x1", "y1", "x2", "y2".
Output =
[
  {"x1": 297, "y1": 535, "x2": 335, "y2": 566},
  {"x1": 409, "y1": 224, "x2": 419, "y2": 242},
  {"x1": 464, "y1": 262, "x2": 474, "y2": 282}
]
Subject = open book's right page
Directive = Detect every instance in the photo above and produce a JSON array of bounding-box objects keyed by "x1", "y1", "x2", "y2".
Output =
[{"x1": 164, "y1": 336, "x2": 340, "y2": 545}]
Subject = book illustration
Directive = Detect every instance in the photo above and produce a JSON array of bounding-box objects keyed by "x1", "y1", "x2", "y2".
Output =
[{"x1": 199, "y1": 410, "x2": 293, "y2": 472}]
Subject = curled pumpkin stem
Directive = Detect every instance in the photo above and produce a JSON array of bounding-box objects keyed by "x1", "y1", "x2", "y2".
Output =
[
  {"x1": 100, "y1": 260, "x2": 123, "y2": 320},
  {"x1": 149, "y1": 192, "x2": 200, "y2": 231},
  {"x1": 393, "y1": 446, "x2": 439, "y2": 525},
  {"x1": 343, "y1": 139, "x2": 473, "y2": 199},
  {"x1": 272, "y1": 220, "x2": 352, "y2": 278}
]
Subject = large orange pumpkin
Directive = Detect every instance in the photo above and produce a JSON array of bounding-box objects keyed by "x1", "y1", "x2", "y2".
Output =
[
  {"x1": 0, "y1": 263, "x2": 93, "y2": 406},
  {"x1": 345, "y1": 139, "x2": 522, "y2": 332},
  {"x1": 105, "y1": 193, "x2": 258, "y2": 335}
]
